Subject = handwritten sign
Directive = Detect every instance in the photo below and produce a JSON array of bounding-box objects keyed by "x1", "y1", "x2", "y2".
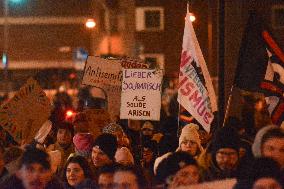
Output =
[
  {"x1": 82, "y1": 56, "x2": 122, "y2": 121},
  {"x1": 120, "y1": 69, "x2": 163, "y2": 120},
  {"x1": 82, "y1": 56, "x2": 150, "y2": 121},
  {"x1": 0, "y1": 78, "x2": 51, "y2": 144}
]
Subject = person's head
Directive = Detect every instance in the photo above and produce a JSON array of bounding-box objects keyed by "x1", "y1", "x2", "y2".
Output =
[
  {"x1": 115, "y1": 147, "x2": 134, "y2": 166},
  {"x1": 156, "y1": 151, "x2": 200, "y2": 187},
  {"x1": 102, "y1": 123, "x2": 125, "y2": 147},
  {"x1": 97, "y1": 164, "x2": 116, "y2": 189},
  {"x1": 73, "y1": 133, "x2": 94, "y2": 159},
  {"x1": 56, "y1": 122, "x2": 74, "y2": 148},
  {"x1": 127, "y1": 120, "x2": 141, "y2": 132},
  {"x1": 16, "y1": 148, "x2": 52, "y2": 189},
  {"x1": 178, "y1": 124, "x2": 203, "y2": 157},
  {"x1": 261, "y1": 128, "x2": 284, "y2": 168},
  {"x1": 141, "y1": 121, "x2": 154, "y2": 137},
  {"x1": 92, "y1": 134, "x2": 117, "y2": 168},
  {"x1": 62, "y1": 155, "x2": 92, "y2": 187},
  {"x1": 113, "y1": 165, "x2": 147, "y2": 189},
  {"x1": 211, "y1": 126, "x2": 240, "y2": 171},
  {"x1": 235, "y1": 157, "x2": 284, "y2": 189}
]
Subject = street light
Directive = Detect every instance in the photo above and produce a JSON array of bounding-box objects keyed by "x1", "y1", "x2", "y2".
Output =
[
  {"x1": 85, "y1": 19, "x2": 96, "y2": 29},
  {"x1": 189, "y1": 13, "x2": 196, "y2": 22}
]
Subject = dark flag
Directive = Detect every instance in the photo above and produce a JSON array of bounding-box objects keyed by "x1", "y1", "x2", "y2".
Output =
[{"x1": 234, "y1": 12, "x2": 284, "y2": 126}]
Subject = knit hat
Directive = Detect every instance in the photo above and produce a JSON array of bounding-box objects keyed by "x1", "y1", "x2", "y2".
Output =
[
  {"x1": 73, "y1": 133, "x2": 94, "y2": 157},
  {"x1": 153, "y1": 152, "x2": 172, "y2": 175},
  {"x1": 211, "y1": 126, "x2": 241, "y2": 155},
  {"x1": 115, "y1": 147, "x2": 134, "y2": 165},
  {"x1": 34, "y1": 120, "x2": 52, "y2": 144},
  {"x1": 155, "y1": 151, "x2": 198, "y2": 183},
  {"x1": 142, "y1": 121, "x2": 154, "y2": 131},
  {"x1": 93, "y1": 133, "x2": 117, "y2": 160},
  {"x1": 102, "y1": 123, "x2": 123, "y2": 135},
  {"x1": 252, "y1": 125, "x2": 277, "y2": 157},
  {"x1": 178, "y1": 123, "x2": 204, "y2": 153}
]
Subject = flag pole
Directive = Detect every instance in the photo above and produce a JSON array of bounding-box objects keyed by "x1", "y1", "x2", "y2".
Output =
[
  {"x1": 222, "y1": 85, "x2": 234, "y2": 127},
  {"x1": 218, "y1": 0, "x2": 225, "y2": 130}
]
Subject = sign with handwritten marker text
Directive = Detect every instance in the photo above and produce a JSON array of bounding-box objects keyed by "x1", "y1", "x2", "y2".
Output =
[{"x1": 120, "y1": 69, "x2": 162, "y2": 120}]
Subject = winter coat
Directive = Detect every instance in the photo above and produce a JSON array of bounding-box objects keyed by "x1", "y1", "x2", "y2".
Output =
[{"x1": 62, "y1": 178, "x2": 97, "y2": 189}]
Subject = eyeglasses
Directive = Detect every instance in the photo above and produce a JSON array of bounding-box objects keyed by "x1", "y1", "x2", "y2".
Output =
[{"x1": 216, "y1": 151, "x2": 238, "y2": 157}]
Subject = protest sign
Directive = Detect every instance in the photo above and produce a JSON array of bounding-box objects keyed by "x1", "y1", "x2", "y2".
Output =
[
  {"x1": 82, "y1": 56, "x2": 122, "y2": 121},
  {"x1": 82, "y1": 56, "x2": 150, "y2": 121},
  {"x1": 73, "y1": 109, "x2": 111, "y2": 138},
  {"x1": 120, "y1": 69, "x2": 163, "y2": 120},
  {"x1": 120, "y1": 57, "x2": 149, "y2": 69},
  {"x1": 0, "y1": 78, "x2": 51, "y2": 144}
]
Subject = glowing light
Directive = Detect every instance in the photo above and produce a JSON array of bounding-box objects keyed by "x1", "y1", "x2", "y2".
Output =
[
  {"x1": 189, "y1": 13, "x2": 196, "y2": 22},
  {"x1": 85, "y1": 19, "x2": 96, "y2": 29},
  {"x1": 66, "y1": 110, "x2": 75, "y2": 118}
]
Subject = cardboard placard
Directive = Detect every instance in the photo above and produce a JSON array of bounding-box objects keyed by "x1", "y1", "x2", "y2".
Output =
[
  {"x1": 0, "y1": 78, "x2": 51, "y2": 144},
  {"x1": 120, "y1": 69, "x2": 163, "y2": 120},
  {"x1": 74, "y1": 109, "x2": 111, "y2": 139},
  {"x1": 82, "y1": 56, "x2": 150, "y2": 122}
]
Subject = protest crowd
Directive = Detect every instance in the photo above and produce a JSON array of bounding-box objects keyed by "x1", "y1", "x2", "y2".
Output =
[
  {"x1": 0, "y1": 8, "x2": 284, "y2": 189},
  {"x1": 0, "y1": 76, "x2": 283, "y2": 189}
]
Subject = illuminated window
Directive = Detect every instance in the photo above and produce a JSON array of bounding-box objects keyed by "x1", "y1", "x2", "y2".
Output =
[{"x1": 136, "y1": 7, "x2": 164, "y2": 31}]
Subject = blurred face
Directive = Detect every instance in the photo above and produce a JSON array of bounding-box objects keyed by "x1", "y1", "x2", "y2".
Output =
[
  {"x1": 128, "y1": 120, "x2": 141, "y2": 132},
  {"x1": 170, "y1": 165, "x2": 200, "y2": 188},
  {"x1": 180, "y1": 140, "x2": 199, "y2": 156},
  {"x1": 253, "y1": 177, "x2": 282, "y2": 189},
  {"x1": 215, "y1": 148, "x2": 239, "y2": 171},
  {"x1": 98, "y1": 173, "x2": 113, "y2": 189},
  {"x1": 113, "y1": 171, "x2": 139, "y2": 189},
  {"x1": 92, "y1": 146, "x2": 112, "y2": 168},
  {"x1": 66, "y1": 163, "x2": 85, "y2": 186},
  {"x1": 262, "y1": 138, "x2": 284, "y2": 168},
  {"x1": 17, "y1": 163, "x2": 51, "y2": 189},
  {"x1": 57, "y1": 128, "x2": 72, "y2": 146}
]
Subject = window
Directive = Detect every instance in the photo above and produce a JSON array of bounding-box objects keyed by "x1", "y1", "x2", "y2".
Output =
[
  {"x1": 136, "y1": 7, "x2": 164, "y2": 31},
  {"x1": 271, "y1": 5, "x2": 284, "y2": 29},
  {"x1": 139, "y1": 54, "x2": 165, "y2": 70}
]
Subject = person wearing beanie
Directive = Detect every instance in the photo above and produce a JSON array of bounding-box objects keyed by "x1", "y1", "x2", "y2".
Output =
[
  {"x1": 252, "y1": 126, "x2": 284, "y2": 174},
  {"x1": 234, "y1": 157, "x2": 284, "y2": 189},
  {"x1": 102, "y1": 123, "x2": 129, "y2": 148},
  {"x1": 73, "y1": 133, "x2": 94, "y2": 160},
  {"x1": 203, "y1": 126, "x2": 241, "y2": 181},
  {"x1": 91, "y1": 133, "x2": 118, "y2": 169},
  {"x1": 177, "y1": 123, "x2": 204, "y2": 158},
  {"x1": 155, "y1": 151, "x2": 201, "y2": 188}
]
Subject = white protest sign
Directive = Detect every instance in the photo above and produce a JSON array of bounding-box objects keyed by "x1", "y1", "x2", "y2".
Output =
[
  {"x1": 120, "y1": 69, "x2": 163, "y2": 120},
  {"x1": 82, "y1": 56, "x2": 122, "y2": 121}
]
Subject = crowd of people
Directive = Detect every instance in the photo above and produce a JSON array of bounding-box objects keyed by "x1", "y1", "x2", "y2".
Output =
[{"x1": 0, "y1": 77, "x2": 284, "y2": 189}]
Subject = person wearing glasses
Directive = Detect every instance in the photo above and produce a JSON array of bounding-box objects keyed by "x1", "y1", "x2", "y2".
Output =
[{"x1": 202, "y1": 126, "x2": 241, "y2": 181}]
